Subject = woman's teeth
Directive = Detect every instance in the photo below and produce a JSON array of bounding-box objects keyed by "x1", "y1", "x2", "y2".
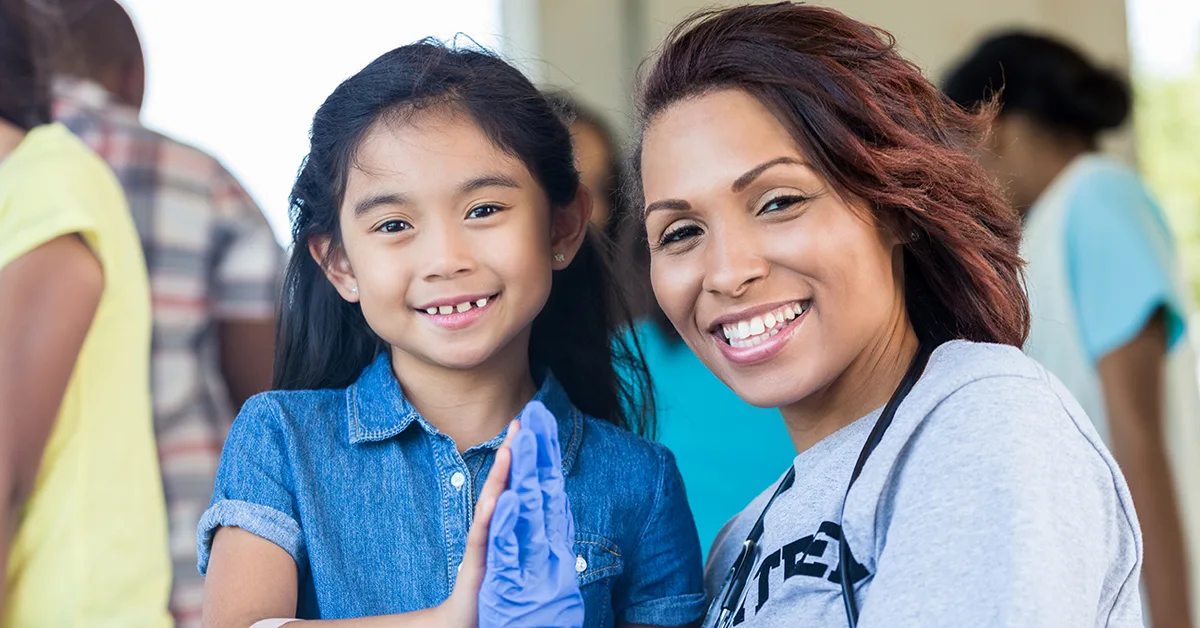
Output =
[
  {"x1": 721, "y1": 301, "x2": 808, "y2": 348},
  {"x1": 425, "y1": 297, "x2": 489, "y2": 316}
]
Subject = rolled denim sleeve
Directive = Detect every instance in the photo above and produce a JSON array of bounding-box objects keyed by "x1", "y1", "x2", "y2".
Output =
[
  {"x1": 197, "y1": 394, "x2": 304, "y2": 575},
  {"x1": 615, "y1": 445, "x2": 708, "y2": 625}
]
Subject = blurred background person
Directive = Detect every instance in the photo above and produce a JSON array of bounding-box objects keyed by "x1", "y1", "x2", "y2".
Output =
[
  {"x1": 51, "y1": 0, "x2": 282, "y2": 623},
  {"x1": 945, "y1": 32, "x2": 1200, "y2": 628},
  {"x1": 0, "y1": 0, "x2": 170, "y2": 625},
  {"x1": 546, "y1": 91, "x2": 627, "y2": 242},
  {"x1": 548, "y1": 90, "x2": 796, "y2": 556}
]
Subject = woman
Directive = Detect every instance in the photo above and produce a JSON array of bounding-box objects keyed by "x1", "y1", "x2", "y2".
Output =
[
  {"x1": 547, "y1": 91, "x2": 797, "y2": 557},
  {"x1": 944, "y1": 33, "x2": 1199, "y2": 627},
  {"x1": 629, "y1": 3, "x2": 1141, "y2": 625},
  {"x1": 0, "y1": 0, "x2": 170, "y2": 624}
]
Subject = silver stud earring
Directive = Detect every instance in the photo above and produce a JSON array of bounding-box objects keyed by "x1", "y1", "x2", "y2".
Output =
[
  {"x1": 909, "y1": 229, "x2": 920, "y2": 241},
  {"x1": 553, "y1": 253, "x2": 566, "y2": 263},
  {"x1": 350, "y1": 285, "x2": 359, "y2": 294}
]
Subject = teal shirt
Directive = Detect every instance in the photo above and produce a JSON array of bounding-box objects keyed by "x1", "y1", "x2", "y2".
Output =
[{"x1": 626, "y1": 321, "x2": 796, "y2": 558}]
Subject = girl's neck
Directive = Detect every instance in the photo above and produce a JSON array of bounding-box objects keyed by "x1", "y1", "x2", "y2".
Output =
[
  {"x1": 779, "y1": 306, "x2": 920, "y2": 455},
  {"x1": 389, "y1": 333, "x2": 538, "y2": 453}
]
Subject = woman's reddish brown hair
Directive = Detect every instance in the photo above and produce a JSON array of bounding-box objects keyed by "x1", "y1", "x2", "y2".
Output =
[{"x1": 634, "y1": 2, "x2": 1029, "y2": 347}]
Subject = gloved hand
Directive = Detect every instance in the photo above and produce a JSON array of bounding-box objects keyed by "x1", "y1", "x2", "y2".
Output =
[{"x1": 478, "y1": 401, "x2": 584, "y2": 628}]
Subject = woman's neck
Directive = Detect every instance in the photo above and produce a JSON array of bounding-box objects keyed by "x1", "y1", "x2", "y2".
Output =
[
  {"x1": 779, "y1": 309, "x2": 920, "y2": 455},
  {"x1": 389, "y1": 332, "x2": 538, "y2": 453}
]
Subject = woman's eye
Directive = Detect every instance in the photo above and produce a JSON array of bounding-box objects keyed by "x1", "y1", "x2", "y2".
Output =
[
  {"x1": 376, "y1": 219, "x2": 412, "y2": 233},
  {"x1": 659, "y1": 224, "x2": 703, "y2": 246},
  {"x1": 467, "y1": 204, "x2": 504, "y2": 219},
  {"x1": 760, "y1": 195, "x2": 808, "y2": 215}
]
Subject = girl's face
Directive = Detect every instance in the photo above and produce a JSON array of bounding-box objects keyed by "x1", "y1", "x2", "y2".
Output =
[
  {"x1": 640, "y1": 89, "x2": 907, "y2": 409},
  {"x1": 316, "y1": 108, "x2": 588, "y2": 373}
]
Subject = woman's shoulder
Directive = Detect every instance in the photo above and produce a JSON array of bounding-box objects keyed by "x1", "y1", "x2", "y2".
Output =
[
  {"x1": 914, "y1": 340, "x2": 1093, "y2": 438},
  {"x1": 898, "y1": 341, "x2": 1135, "y2": 519}
]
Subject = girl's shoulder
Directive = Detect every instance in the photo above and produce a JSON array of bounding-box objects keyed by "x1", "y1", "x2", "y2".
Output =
[
  {"x1": 230, "y1": 387, "x2": 351, "y2": 446},
  {"x1": 573, "y1": 413, "x2": 677, "y2": 477}
]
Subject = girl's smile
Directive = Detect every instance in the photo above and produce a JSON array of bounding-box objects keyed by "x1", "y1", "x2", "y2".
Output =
[{"x1": 416, "y1": 291, "x2": 500, "y2": 330}]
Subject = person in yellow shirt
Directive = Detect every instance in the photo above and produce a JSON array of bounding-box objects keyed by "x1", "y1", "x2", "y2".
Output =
[{"x1": 0, "y1": 0, "x2": 171, "y2": 625}]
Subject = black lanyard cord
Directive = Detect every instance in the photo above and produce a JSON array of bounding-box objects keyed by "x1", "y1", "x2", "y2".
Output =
[{"x1": 839, "y1": 341, "x2": 935, "y2": 627}]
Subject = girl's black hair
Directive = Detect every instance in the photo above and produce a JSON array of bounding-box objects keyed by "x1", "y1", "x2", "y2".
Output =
[
  {"x1": 275, "y1": 40, "x2": 655, "y2": 436},
  {"x1": 0, "y1": 0, "x2": 58, "y2": 130},
  {"x1": 943, "y1": 31, "x2": 1130, "y2": 148}
]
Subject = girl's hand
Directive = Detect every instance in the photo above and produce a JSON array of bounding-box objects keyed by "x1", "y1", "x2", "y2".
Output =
[
  {"x1": 435, "y1": 420, "x2": 519, "y2": 627},
  {"x1": 478, "y1": 401, "x2": 585, "y2": 628}
]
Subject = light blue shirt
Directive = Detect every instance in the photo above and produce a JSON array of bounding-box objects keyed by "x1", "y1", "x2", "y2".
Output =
[
  {"x1": 627, "y1": 321, "x2": 796, "y2": 558},
  {"x1": 1063, "y1": 157, "x2": 1186, "y2": 361}
]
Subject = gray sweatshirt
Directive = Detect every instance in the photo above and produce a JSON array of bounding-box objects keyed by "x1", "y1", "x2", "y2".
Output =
[{"x1": 705, "y1": 340, "x2": 1143, "y2": 627}]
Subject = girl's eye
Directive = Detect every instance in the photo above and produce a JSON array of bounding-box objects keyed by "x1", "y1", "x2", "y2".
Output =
[
  {"x1": 467, "y1": 204, "x2": 504, "y2": 219},
  {"x1": 659, "y1": 224, "x2": 703, "y2": 247},
  {"x1": 759, "y1": 195, "x2": 809, "y2": 215},
  {"x1": 376, "y1": 219, "x2": 412, "y2": 234}
]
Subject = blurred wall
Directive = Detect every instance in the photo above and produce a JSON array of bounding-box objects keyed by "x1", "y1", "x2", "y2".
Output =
[{"x1": 502, "y1": 0, "x2": 1135, "y2": 156}]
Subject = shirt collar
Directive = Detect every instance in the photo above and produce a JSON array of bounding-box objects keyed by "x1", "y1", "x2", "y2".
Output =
[
  {"x1": 52, "y1": 76, "x2": 141, "y2": 124},
  {"x1": 345, "y1": 353, "x2": 583, "y2": 473}
]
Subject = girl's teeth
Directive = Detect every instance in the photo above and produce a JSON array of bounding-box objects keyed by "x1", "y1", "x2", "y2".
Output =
[
  {"x1": 749, "y1": 317, "x2": 765, "y2": 335},
  {"x1": 456, "y1": 302, "x2": 471, "y2": 313},
  {"x1": 438, "y1": 305, "x2": 453, "y2": 315},
  {"x1": 784, "y1": 307, "x2": 796, "y2": 320},
  {"x1": 737, "y1": 320, "x2": 750, "y2": 338},
  {"x1": 764, "y1": 312, "x2": 777, "y2": 329},
  {"x1": 794, "y1": 303, "x2": 803, "y2": 316},
  {"x1": 476, "y1": 297, "x2": 488, "y2": 308},
  {"x1": 426, "y1": 307, "x2": 438, "y2": 315}
]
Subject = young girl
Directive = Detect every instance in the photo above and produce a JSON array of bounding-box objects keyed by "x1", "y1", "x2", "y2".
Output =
[{"x1": 196, "y1": 41, "x2": 706, "y2": 627}]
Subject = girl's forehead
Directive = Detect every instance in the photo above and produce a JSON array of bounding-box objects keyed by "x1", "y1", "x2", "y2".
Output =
[{"x1": 353, "y1": 112, "x2": 526, "y2": 182}]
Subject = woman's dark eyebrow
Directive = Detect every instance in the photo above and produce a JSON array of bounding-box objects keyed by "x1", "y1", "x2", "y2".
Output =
[
  {"x1": 731, "y1": 157, "x2": 805, "y2": 193},
  {"x1": 644, "y1": 199, "x2": 691, "y2": 216}
]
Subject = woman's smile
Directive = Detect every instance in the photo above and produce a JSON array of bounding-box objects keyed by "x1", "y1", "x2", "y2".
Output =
[{"x1": 709, "y1": 299, "x2": 811, "y2": 365}]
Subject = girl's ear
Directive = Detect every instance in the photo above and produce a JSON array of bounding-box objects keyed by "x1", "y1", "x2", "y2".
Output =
[
  {"x1": 550, "y1": 185, "x2": 594, "y2": 270},
  {"x1": 309, "y1": 236, "x2": 361, "y2": 303}
]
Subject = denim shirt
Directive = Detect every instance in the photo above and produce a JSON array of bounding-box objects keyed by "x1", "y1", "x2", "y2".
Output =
[{"x1": 197, "y1": 353, "x2": 706, "y2": 625}]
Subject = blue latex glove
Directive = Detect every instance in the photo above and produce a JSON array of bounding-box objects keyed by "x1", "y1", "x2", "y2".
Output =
[{"x1": 478, "y1": 401, "x2": 584, "y2": 628}]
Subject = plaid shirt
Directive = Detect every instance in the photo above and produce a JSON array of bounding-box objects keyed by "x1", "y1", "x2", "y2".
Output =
[{"x1": 54, "y1": 78, "x2": 283, "y2": 627}]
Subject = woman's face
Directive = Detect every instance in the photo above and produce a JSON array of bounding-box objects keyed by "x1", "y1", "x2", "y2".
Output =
[{"x1": 641, "y1": 89, "x2": 908, "y2": 409}]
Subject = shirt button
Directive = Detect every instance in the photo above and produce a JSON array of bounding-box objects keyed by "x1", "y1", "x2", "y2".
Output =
[
  {"x1": 575, "y1": 554, "x2": 587, "y2": 573},
  {"x1": 450, "y1": 472, "x2": 466, "y2": 489}
]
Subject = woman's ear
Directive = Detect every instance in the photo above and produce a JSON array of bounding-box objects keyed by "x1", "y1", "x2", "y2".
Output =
[
  {"x1": 550, "y1": 184, "x2": 594, "y2": 270},
  {"x1": 309, "y1": 236, "x2": 361, "y2": 302}
]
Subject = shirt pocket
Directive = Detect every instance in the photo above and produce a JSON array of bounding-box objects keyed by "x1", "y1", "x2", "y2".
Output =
[{"x1": 574, "y1": 531, "x2": 624, "y2": 628}]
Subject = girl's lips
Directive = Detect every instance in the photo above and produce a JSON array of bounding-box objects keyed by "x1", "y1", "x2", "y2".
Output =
[{"x1": 419, "y1": 293, "x2": 499, "y2": 330}]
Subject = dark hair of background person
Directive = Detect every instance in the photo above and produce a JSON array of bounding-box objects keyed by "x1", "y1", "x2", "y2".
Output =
[
  {"x1": 633, "y1": 2, "x2": 1030, "y2": 347},
  {"x1": 277, "y1": 40, "x2": 656, "y2": 436},
  {"x1": 0, "y1": 0, "x2": 59, "y2": 129},
  {"x1": 942, "y1": 31, "x2": 1131, "y2": 150},
  {"x1": 53, "y1": 0, "x2": 144, "y2": 105}
]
